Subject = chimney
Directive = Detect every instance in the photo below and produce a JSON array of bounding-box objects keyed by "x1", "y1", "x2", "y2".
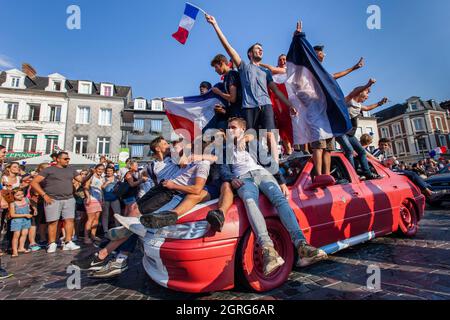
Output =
[{"x1": 22, "y1": 63, "x2": 37, "y2": 80}]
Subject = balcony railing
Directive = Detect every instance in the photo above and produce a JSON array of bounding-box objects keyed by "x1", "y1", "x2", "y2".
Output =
[{"x1": 0, "y1": 115, "x2": 64, "y2": 123}]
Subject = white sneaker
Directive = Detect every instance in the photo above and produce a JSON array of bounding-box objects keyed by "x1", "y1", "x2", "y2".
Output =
[
  {"x1": 62, "y1": 241, "x2": 81, "y2": 251},
  {"x1": 114, "y1": 214, "x2": 147, "y2": 238},
  {"x1": 47, "y1": 242, "x2": 58, "y2": 253}
]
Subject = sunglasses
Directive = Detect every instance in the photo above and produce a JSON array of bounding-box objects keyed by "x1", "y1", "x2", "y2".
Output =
[{"x1": 62, "y1": 158, "x2": 70, "y2": 161}]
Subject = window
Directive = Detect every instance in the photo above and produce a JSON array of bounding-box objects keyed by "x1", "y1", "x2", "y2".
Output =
[
  {"x1": 380, "y1": 127, "x2": 389, "y2": 138},
  {"x1": 73, "y1": 136, "x2": 88, "y2": 154},
  {"x1": 395, "y1": 141, "x2": 406, "y2": 155},
  {"x1": 133, "y1": 118, "x2": 145, "y2": 132},
  {"x1": 28, "y1": 104, "x2": 40, "y2": 121},
  {"x1": 49, "y1": 105, "x2": 62, "y2": 122},
  {"x1": 76, "y1": 106, "x2": 90, "y2": 124},
  {"x1": 366, "y1": 127, "x2": 374, "y2": 135},
  {"x1": 417, "y1": 137, "x2": 427, "y2": 151},
  {"x1": 134, "y1": 99, "x2": 146, "y2": 110},
  {"x1": 410, "y1": 102, "x2": 418, "y2": 111},
  {"x1": 311, "y1": 157, "x2": 351, "y2": 184},
  {"x1": 435, "y1": 117, "x2": 443, "y2": 131},
  {"x1": 23, "y1": 135, "x2": 37, "y2": 153},
  {"x1": 151, "y1": 100, "x2": 163, "y2": 111},
  {"x1": 79, "y1": 82, "x2": 91, "y2": 94},
  {"x1": 413, "y1": 118, "x2": 425, "y2": 132},
  {"x1": 392, "y1": 123, "x2": 402, "y2": 136},
  {"x1": 96, "y1": 137, "x2": 111, "y2": 154},
  {"x1": 101, "y1": 85, "x2": 113, "y2": 97},
  {"x1": 280, "y1": 156, "x2": 309, "y2": 186},
  {"x1": 439, "y1": 135, "x2": 447, "y2": 147},
  {"x1": 0, "y1": 134, "x2": 14, "y2": 151},
  {"x1": 131, "y1": 144, "x2": 144, "y2": 158},
  {"x1": 45, "y1": 136, "x2": 58, "y2": 154},
  {"x1": 10, "y1": 77, "x2": 20, "y2": 88},
  {"x1": 53, "y1": 81, "x2": 62, "y2": 91},
  {"x1": 150, "y1": 119, "x2": 163, "y2": 133},
  {"x1": 6, "y1": 103, "x2": 18, "y2": 120},
  {"x1": 98, "y1": 109, "x2": 112, "y2": 126}
]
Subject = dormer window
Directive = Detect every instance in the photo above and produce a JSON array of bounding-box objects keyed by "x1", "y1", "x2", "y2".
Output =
[
  {"x1": 78, "y1": 81, "x2": 92, "y2": 95},
  {"x1": 410, "y1": 102, "x2": 419, "y2": 111},
  {"x1": 53, "y1": 81, "x2": 61, "y2": 91},
  {"x1": 151, "y1": 99, "x2": 163, "y2": 111},
  {"x1": 101, "y1": 84, "x2": 114, "y2": 97},
  {"x1": 134, "y1": 99, "x2": 146, "y2": 110},
  {"x1": 11, "y1": 77, "x2": 20, "y2": 88}
]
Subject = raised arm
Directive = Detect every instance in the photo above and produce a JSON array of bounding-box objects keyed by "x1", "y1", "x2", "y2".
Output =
[
  {"x1": 205, "y1": 14, "x2": 242, "y2": 67},
  {"x1": 212, "y1": 85, "x2": 238, "y2": 103},
  {"x1": 333, "y1": 57, "x2": 364, "y2": 80},
  {"x1": 162, "y1": 177, "x2": 207, "y2": 195},
  {"x1": 346, "y1": 78, "x2": 376, "y2": 103},
  {"x1": 361, "y1": 97, "x2": 388, "y2": 112},
  {"x1": 259, "y1": 63, "x2": 286, "y2": 75}
]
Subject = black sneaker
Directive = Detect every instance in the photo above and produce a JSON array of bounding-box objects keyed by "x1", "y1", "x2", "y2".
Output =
[
  {"x1": 364, "y1": 172, "x2": 381, "y2": 180},
  {"x1": 70, "y1": 253, "x2": 108, "y2": 271},
  {"x1": 88, "y1": 258, "x2": 128, "y2": 279},
  {"x1": 140, "y1": 211, "x2": 178, "y2": 229},
  {"x1": 0, "y1": 267, "x2": 13, "y2": 280},
  {"x1": 206, "y1": 209, "x2": 225, "y2": 232}
]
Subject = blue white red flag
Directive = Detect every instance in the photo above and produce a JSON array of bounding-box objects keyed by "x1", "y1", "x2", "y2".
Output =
[
  {"x1": 163, "y1": 86, "x2": 225, "y2": 140},
  {"x1": 277, "y1": 32, "x2": 351, "y2": 145},
  {"x1": 172, "y1": 3, "x2": 202, "y2": 45}
]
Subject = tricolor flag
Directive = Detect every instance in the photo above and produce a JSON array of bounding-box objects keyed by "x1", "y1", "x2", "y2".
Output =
[
  {"x1": 163, "y1": 86, "x2": 225, "y2": 140},
  {"x1": 270, "y1": 32, "x2": 351, "y2": 145},
  {"x1": 172, "y1": 3, "x2": 203, "y2": 45}
]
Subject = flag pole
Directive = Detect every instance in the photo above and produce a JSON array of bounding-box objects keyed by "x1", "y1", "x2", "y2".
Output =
[{"x1": 186, "y1": 2, "x2": 207, "y2": 15}]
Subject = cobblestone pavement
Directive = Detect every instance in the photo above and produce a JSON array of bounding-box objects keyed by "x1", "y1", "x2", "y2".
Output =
[{"x1": 0, "y1": 205, "x2": 449, "y2": 300}]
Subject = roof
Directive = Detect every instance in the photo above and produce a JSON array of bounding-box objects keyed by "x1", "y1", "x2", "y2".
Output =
[
  {"x1": 0, "y1": 71, "x2": 131, "y2": 98},
  {"x1": 373, "y1": 98, "x2": 447, "y2": 122}
]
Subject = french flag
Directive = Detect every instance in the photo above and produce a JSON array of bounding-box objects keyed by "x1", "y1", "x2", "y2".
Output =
[
  {"x1": 163, "y1": 86, "x2": 226, "y2": 140},
  {"x1": 172, "y1": 3, "x2": 201, "y2": 45},
  {"x1": 270, "y1": 32, "x2": 352, "y2": 145}
]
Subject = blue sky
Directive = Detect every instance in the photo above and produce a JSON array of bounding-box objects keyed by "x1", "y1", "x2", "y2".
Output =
[{"x1": 1, "y1": 0, "x2": 449, "y2": 109}]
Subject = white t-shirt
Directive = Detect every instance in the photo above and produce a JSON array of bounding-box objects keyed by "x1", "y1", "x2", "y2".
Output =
[
  {"x1": 171, "y1": 161, "x2": 210, "y2": 186},
  {"x1": 348, "y1": 99, "x2": 363, "y2": 119},
  {"x1": 230, "y1": 147, "x2": 262, "y2": 177},
  {"x1": 151, "y1": 157, "x2": 181, "y2": 184}
]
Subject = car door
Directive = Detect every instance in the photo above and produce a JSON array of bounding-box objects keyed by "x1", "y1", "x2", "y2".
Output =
[
  {"x1": 297, "y1": 155, "x2": 370, "y2": 248},
  {"x1": 357, "y1": 161, "x2": 399, "y2": 234}
]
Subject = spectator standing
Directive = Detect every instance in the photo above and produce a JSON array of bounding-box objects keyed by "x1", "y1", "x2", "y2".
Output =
[
  {"x1": 9, "y1": 189, "x2": 33, "y2": 257},
  {"x1": 101, "y1": 166, "x2": 122, "y2": 234},
  {"x1": 83, "y1": 164, "x2": 105, "y2": 244},
  {"x1": 30, "y1": 152, "x2": 82, "y2": 253}
]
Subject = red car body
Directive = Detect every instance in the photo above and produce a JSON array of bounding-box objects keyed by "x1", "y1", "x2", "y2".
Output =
[{"x1": 141, "y1": 153, "x2": 425, "y2": 293}]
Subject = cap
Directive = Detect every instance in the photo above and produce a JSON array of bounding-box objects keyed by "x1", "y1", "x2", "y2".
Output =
[{"x1": 313, "y1": 45, "x2": 324, "y2": 52}]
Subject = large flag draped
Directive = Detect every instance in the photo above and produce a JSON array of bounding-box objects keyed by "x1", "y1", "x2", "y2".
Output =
[
  {"x1": 270, "y1": 32, "x2": 351, "y2": 145},
  {"x1": 163, "y1": 86, "x2": 225, "y2": 140}
]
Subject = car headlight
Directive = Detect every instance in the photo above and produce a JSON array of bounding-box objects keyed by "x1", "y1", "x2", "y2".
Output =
[{"x1": 148, "y1": 221, "x2": 210, "y2": 240}]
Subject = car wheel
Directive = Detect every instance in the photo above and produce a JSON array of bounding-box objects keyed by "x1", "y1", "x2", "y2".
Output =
[
  {"x1": 397, "y1": 200, "x2": 419, "y2": 237},
  {"x1": 236, "y1": 219, "x2": 295, "y2": 292}
]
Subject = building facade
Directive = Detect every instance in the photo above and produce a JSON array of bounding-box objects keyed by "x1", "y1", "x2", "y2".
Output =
[
  {"x1": 121, "y1": 97, "x2": 175, "y2": 163},
  {"x1": 373, "y1": 97, "x2": 450, "y2": 163},
  {"x1": 65, "y1": 80, "x2": 131, "y2": 163},
  {"x1": 0, "y1": 67, "x2": 131, "y2": 162},
  {"x1": 0, "y1": 69, "x2": 68, "y2": 158}
]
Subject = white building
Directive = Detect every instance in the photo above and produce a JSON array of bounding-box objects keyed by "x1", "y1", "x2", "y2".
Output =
[{"x1": 0, "y1": 69, "x2": 68, "y2": 156}]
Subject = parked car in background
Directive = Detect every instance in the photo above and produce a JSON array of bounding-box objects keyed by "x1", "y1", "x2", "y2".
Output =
[{"x1": 426, "y1": 171, "x2": 450, "y2": 207}]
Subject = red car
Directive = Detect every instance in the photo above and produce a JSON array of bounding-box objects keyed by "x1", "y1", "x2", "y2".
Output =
[{"x1": 139, "y1": 153, "x2": 425, "y2": 293}]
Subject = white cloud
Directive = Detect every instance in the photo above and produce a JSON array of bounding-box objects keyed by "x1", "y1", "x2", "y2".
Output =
[{"x1": 0, "y1": 54, "x2": 14, "y2": 69}]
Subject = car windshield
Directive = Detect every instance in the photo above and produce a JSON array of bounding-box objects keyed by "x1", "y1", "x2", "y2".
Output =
[{"x1": 280, "y1": 155, "x2": 310, "y2": 186}]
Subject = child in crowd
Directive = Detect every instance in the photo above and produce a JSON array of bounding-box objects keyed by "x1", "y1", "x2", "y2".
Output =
[{"x1": 9, "y1": 188, "x2": 34, "y2": 257}]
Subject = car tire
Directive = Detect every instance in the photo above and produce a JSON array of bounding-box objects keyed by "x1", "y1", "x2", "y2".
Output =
[
  {"x1": 397, "y1": 200, "x2": 419, "y2": 237},
  {"x1": 236, "y1": 219, "x2": 295, "y2": 292}
]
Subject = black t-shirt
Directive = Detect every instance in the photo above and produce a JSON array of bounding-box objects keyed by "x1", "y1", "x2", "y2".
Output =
[{"x1": 223, "y1": 70, "x2": 242, "y2": 118}]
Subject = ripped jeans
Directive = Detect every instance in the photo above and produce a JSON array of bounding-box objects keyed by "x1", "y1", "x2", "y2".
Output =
[{"x1": 236, "y1": 169, "x2": 306, "y2": 248}]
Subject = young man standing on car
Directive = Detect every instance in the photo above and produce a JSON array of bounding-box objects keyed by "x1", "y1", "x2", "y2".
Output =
[
  {"x1": 205, "y1": 14, "x2": 298, "y2": 162},
  {"x1": 218, "y1": 117, "x2": 327, "y2": 276}
]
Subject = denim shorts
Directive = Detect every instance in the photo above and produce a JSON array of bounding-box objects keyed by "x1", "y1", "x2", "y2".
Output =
[{"x1": 11, "y1": 217, "x2": 31, "y2": 232}]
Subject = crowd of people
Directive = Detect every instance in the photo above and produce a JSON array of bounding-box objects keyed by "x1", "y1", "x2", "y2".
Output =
[{"x1": 0, "y1": 14, "x2": 447, "y2": 282}]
